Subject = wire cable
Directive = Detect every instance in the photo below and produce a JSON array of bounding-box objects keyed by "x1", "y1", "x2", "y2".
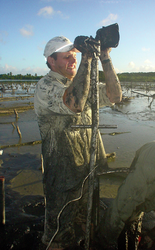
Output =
[
  {"x1": 46, "y1": 165, "x2": 98, "y2": 250},
  {"x1": 46, "y1": 166, "x2": 130, "y2": 250}
]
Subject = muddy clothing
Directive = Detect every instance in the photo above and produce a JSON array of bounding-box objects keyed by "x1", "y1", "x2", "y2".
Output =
[
  {"x1": 99, "y1": 141, "x2": 155, "y2": 247},
  {"x1": 34, "y1": 70, "x2": 112, "y2": 247}
]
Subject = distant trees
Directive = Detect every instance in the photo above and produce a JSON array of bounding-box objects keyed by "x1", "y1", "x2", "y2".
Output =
[
  {"x1": 118, "y1": 72, "x2": 155, "y2": 82},
  {"x1": 0, "y1": 73, "x2": 42, "y2": 80},
  {"x1": 99, "y1": 71, "x2": 155, "y2": 83},
  {"x1": 1, "y1": 72, "x2": 155, "y2": 82}
]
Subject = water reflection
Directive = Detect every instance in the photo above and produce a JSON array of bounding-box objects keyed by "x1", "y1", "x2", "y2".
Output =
[
  {"x1": 112, "y1": 82, "x2": 155, "y2": 121},
  {"x1": 0, "y1": 80, "x2": 37, "y2": 97},
  {"x1": 0, "y1": 81, "x2": 155, "y2": 167}
]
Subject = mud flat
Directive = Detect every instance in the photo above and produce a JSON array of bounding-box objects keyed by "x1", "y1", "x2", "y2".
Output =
[{"x1": 0, "y1": 94, "x2": 44, "y2": 249}]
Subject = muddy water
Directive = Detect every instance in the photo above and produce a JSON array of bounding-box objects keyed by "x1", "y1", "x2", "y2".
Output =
[
  {"x1": 1, "y1": 82, "x2": 155, "y2": 163},
  {"x1": 0, "y1": 82, "x2": 155, "y2": 219},
  {"x1": 0, "y1": 82, "x2": 155, "y2": 250},
  {"x1": 99, "y1": 83, "x2": 155, "y2": 198},
  {"x1": 101, "y1": 84, "x2": 155, "y2": 170}
]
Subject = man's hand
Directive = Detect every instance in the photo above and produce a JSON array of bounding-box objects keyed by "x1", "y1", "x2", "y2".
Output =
[
  {"x1": 96, "y1": 23, "x2": 119, "y2": 51},
  {"x1": 74, "y1": 36, "x2": 100, "y2": 56}
]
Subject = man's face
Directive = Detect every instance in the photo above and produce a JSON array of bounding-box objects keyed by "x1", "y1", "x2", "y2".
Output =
[{"x1": 51, "y1": 51, "x2": 77, "y2": 80}]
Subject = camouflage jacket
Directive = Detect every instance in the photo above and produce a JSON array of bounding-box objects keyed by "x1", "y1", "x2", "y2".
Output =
[{"x1": 34, "y1": 70, "x2": 112, "y2": 191}]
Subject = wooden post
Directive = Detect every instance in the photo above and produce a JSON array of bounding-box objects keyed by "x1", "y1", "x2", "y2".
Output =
[
  {"x1": 41, "y1": 154, "x2": 44, "y2": 174},
  {"x1": 0, "y1": 176, "x2": 5, "y2": 225},
  {"x1": 14, "y1": 109, "x2": 18, "y2": 119},
  {"x1": 16, "y1": 125, "x2": 22, "y2": 138},
  {"x1": 85, "y1": 51, "x2": 100, "y2": 249},
  {"x1": 11, "y1": 122, "x2": 16, "y2": 129}
]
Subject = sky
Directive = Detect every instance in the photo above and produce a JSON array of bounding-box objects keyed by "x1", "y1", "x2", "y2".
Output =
[{"x1": 0, "y1": 0, "x2": 155, "y2": 76}]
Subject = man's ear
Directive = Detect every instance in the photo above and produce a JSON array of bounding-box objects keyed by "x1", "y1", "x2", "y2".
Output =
[{"x1": 47, "y1": 56, "x2": 55, "y2": 70}]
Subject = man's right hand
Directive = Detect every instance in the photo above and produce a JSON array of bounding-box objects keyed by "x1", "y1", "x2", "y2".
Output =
[{"x1": 74, "y1": 36, "x2": 100, "y2": 56}]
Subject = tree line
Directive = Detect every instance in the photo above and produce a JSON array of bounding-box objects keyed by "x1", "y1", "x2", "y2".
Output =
[
  {"x1": 99, "y1": 71, "x2": 155, "y2": 82},
  {"x1": 1, "y1": 72, "x2": 155, "y2": 82},
  {"x1": 0, "y1": 73, "x2": 42, "y2": 80}
]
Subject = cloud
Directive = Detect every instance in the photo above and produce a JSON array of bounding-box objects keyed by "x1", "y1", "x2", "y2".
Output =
[
  {"x1": 142, "y1": 47, "x2": 150, "y2": 52},
  {"x1": 99, "y1": 13, "x2": 118, "y2": 26},
  {"x1": 20, "y1": 25, "x2": 34, "y2": 37},
  {"x1": 128, "y1": 61, "x2": 155, "y2": 72},
  {"x1": 144, "y1": 59, "x2": 151, "y2": 64},
  {"x1": 37, "y1": 6, "x2": 54, "y2": 17},
  {"x1": 37, "y1": 6, "x2": 69, "y2": 19},
  {"x1": 56, "y1": 10, "x2": 69, "y2": 19},
  {"x1": 114, "y1": 67, "x2": 123, "y2": 73},
  {"x1": 128, "y1": 61, "x2": 135, "y2": 69},
  {"x1": 1, "y1": 64, "x2": 17, "y2": 73},
  {"x1": 21, "y1": 66, "x2": 49, "y2": 75},
  {"x1": 139, "y1": 65, "x2": 155, "y2": 72},
  {"x1": 0, "y1": 64, "x2": 49, "y2": 76}
]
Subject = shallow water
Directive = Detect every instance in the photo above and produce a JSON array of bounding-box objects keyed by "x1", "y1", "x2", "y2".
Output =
[
  {"x1": 0, "y1": 80, "x2": 37, "y2": 98},
  {"x1": 101, "y1": 83, "x2": 155, "y2": 167},
  {"x1": 0, "y1": 82, "x2": 155, "y2": 199},
  {"x1": 99, "y1": 83, "x2": 155, "y2": 197},
  {"x1": 1, "y1": 82, "x2": 155, "y2": 249}
]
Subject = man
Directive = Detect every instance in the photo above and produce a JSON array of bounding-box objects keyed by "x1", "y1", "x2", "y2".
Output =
[{"x1": 34, "y1": 34, "x2": 122, "y2": 249}]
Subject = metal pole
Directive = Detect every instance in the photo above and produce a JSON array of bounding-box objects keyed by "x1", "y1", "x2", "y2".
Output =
[
  {"x1": 85, "y1": 51, "x2": 99, "y2": 250},
  {"x1": 71, "y1": 124, "x2": 117, "y2": 129}
]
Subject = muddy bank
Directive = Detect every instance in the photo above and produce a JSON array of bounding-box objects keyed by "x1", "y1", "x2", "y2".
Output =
[
  {"x1": 0, "y1": 94, "x2": 45, "y2": 249},
  {"x1": 0, "y1": 153, "x2": 45, "y2": 250}
]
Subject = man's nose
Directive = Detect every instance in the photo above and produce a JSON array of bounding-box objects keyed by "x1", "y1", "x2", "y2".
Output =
[{"x1": 70, "y1": 57, "x2": 76, "y2": 63}]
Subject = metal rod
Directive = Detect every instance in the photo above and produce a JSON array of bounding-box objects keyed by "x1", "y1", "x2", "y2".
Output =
[
  {"x1": 71, "y1": 124, "x2": 117, "y2": 129},
  {"x1": 85, "y1": 52, "x2": 99, "y2": 250}
]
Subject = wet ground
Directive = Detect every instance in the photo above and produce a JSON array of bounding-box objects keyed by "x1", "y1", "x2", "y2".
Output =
[{"x1": 0, "y1": 81, "x2": 155, "y2": 249}]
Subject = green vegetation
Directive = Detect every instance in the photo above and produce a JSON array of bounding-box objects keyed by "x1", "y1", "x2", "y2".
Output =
[
  {"x1": 0, "y1": 73, "x2": 42, "y2": 80},
  {"x1": 1, "y1": 72, "x2": 155, "y2": 82},
  {"x1": 99, "y1": 71, "x2": 155, "y2": 82}
]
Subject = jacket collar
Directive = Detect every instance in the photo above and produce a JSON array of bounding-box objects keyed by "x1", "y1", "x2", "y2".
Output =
[{"x1": 48, "y1": 70, "x2": 71, "y2": 86}]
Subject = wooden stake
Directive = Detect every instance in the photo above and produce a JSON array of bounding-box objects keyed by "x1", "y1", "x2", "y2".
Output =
[
  {"x1": 0, "y1": 176, "x2": 5, "y2": 225},
  {"x1": 41, "y1": 154, "x2": 44, "y2": 174},
  {"x1": 11, "y1": 122, "x2": 16, "y2": 128},
  {"x1": 16, "y1": 125, "x2": 22, "y2": 138},
  {"x1": 14, "y1": 109, "x2": 19, "y2": 118},
  {"x1": 0, "y1": 140, "x2": 42, "y2": 149}
]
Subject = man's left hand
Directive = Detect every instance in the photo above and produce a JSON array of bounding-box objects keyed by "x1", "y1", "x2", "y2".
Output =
[{"x1": 74, "y1": 36, "x2": 100, "y2": 56}]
